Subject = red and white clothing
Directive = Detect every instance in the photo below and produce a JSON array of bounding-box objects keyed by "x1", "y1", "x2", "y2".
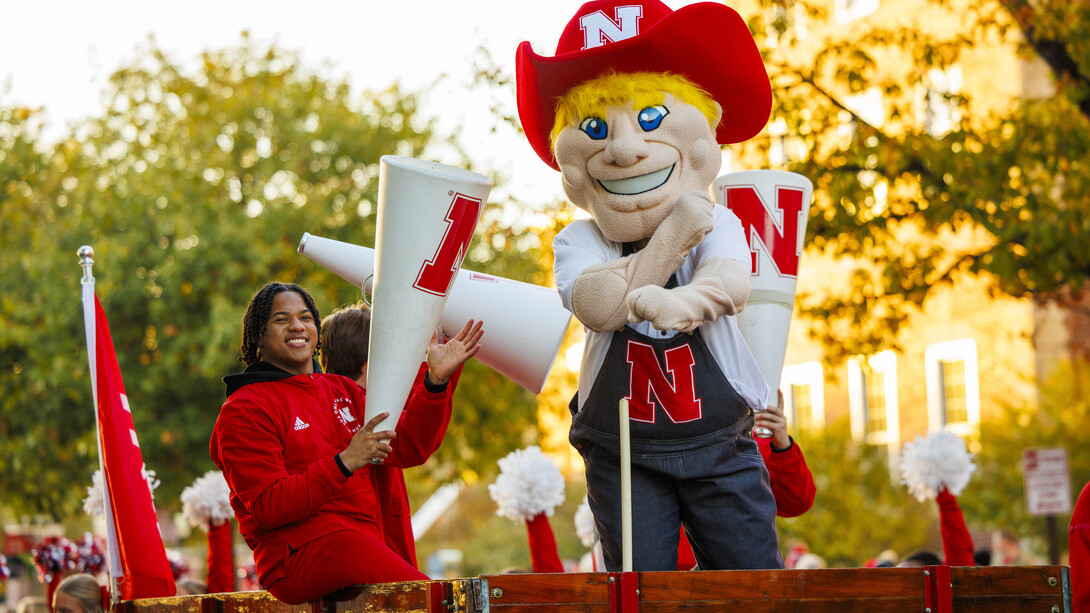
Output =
[
  {"x1": 554, "y1": 207, "x2": 774, "y2": 414},
  {"x1": 370, "y1": 363, "x2": 461, "y2": 568},
  {"x1": 210, "y1": 361, "x2": 453, "y2": 604},
  {"x1": 554, "y1": 207, "x2": 782, "y2": 572}
]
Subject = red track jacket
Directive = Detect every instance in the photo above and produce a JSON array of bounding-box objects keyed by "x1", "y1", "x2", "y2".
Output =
[{"x1": 210, "y1": 362, "x2": 452, "y2": 588}]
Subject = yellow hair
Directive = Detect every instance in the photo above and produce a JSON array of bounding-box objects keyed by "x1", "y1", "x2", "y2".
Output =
[{"x1": 550, "y1": 71, "x2": 720, "y2": 147}]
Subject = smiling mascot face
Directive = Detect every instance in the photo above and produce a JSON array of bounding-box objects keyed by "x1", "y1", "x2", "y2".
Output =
[{"x1": 551, "y1": 71, "x2": 724, "y2": 244}]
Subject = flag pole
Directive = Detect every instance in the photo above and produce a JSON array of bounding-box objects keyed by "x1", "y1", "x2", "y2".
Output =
[
  {"x1": 80, "y1": 246, "x2": 121, "y2": 607},
  {"x1": 619, "y1": 397, "x2": 632, "y2": 572}
]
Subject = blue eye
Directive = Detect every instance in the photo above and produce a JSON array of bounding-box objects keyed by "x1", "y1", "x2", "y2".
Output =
[
  {"x1": 638, "y1": 105, "x2": 669, "y2": 131},
  {"x1": 579, "y1": 117, "x2": 608, "y2": 140}
]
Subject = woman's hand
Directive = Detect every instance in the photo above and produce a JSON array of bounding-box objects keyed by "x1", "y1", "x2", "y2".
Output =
[
  {"x1": 426, "y1": 319, "x2": 484, "y2": 385},
  {"x1": 338, "y1": 412, "x2": 396, "y2": 472},
  {"x1": 753, "y1": 389, "x2": 792, "y2": 450}
]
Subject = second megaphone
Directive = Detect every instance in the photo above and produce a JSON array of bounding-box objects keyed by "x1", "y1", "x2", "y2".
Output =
[{"x1": 298, "y1": 233, "x2": 571, "y2": 396}]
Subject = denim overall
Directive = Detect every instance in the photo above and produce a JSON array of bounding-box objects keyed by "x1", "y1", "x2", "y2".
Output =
[{"x1": 570, "y1": 323, "x2": 783, "y2": 571}]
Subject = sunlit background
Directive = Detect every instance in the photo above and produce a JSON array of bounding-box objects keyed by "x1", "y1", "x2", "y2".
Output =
[{"x1": 1, "y1": 0, "x2": 1087, "y2": 597}]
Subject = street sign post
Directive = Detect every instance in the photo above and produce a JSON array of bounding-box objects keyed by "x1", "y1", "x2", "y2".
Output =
[
  {"x1": 1023, "y1": 447, "x2": 1072, "y2": 564},
  {"x1": 1023, "y1": 447, "x2": 1072, "y2": 516}
]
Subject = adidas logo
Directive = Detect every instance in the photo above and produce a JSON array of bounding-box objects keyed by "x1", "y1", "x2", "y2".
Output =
[{"x1": 293, "y1": 417, "x2": 310, "y2": 431}]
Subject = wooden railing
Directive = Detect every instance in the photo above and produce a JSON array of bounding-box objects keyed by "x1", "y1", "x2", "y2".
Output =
[{"x1": 114, "y1": 565, "x2": 1071, "y2": 613}]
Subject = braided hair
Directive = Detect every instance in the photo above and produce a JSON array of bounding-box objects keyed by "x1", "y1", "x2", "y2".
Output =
[{"x1": 238, "y1": 282, "x2": 322, "y2": 365}]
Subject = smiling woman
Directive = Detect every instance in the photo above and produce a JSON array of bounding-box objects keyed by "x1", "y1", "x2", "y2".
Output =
[
  {"x1": 257, "y1": 291, "x2": 320, "y2": 376},
  {"x1": 208, "y1": 280, "x2": 481, "y2": 604},
  {"x1": 237, "y1": 282, "x2": 322, "y2": 374}
]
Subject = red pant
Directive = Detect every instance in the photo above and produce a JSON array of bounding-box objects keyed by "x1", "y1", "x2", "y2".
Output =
[{"x1": 265, "y1": 529, "x2": 427, "y2": 604}]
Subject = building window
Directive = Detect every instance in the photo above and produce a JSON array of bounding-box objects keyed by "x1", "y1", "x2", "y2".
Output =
[
  {"x1": 791, "y1": 383, "x2": 814, "y2": 430},
  {"x1": 781, "y1": 361, "x2": 825, "y2": 431},
  {"x1": 848, "y1": 350, "x2": 899, "y2": 448},
  {"x1": 863, "y1": 369, "x2": 887, "y2": 436},
  {"x1": 940, "y1": 359, "x2": 968, "y2": 423},
  {"x1": 835, "y1": 0, "x2": 879, "y2": 23},
  {"x1": 926, "y1": 338, "x2": 980, "y2": 435}
]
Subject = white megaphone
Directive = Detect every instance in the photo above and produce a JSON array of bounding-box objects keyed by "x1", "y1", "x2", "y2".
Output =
[
  {"x1": 363, "y1": 156, "x2": 490, "y2": 431},
  {"x1": 712, "y1": 169, "x2": 813, "y2": 405},
  {"x1": 298, "y1": 232, "x2": 571, "y2": 396}
]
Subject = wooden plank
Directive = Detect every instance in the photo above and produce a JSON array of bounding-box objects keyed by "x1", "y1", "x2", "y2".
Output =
[
  {"x1": 318, "y1": 581, "x2": 432, "y2": 613},
  {"x1": 950, "y1": 566, "x2": 1066, "y2": 613},
  {"x1": 480, "y1": 573, "x2": 612, "y2": 612},
  {"x1": 946, "y1": 596, "x2": 1064, "y2": 613},
  {"x1": 114, "y1": 583, "x2": 436, "y2": 613},
  {"x1": 116, "y1": 591, "x2": 308, "y2": 613},
  {"x1": 636, "y1": 598, "x2": 931, "y2": 613},
  {"x1": 639, "y1": 568, "x2": 926, "y2": 601},
  {"x1": 951, "y1": 565, "x2": 1066, "y2": 595},
  {"x1": 636, "y1": 569, "x2": 926, "y2": 613},
  {"x1": 115, "y1": 566, "x2": 1072, "y2": 613}
]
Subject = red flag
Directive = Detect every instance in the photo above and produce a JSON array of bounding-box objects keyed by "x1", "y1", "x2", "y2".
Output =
[{"x1": 86, "y1": 291, "x2": 176, "y2": 599}]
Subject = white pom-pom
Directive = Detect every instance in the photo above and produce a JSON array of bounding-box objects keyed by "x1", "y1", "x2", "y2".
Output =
[
  {"x1": 574, "y1": 496, "x2": 597, "y2": 548},
  {"x1": 84, "y1": 468, "x2": 160, "y2": 516},
  {"x1": 899, "y1": 430, "x2": 976, "y2": 502},
  {"x1": 487, "y1": 446, "x2": 566, "y2": 523},
  {"x1": 83, "y1": 471, "x2": 106, "y2": 517},
  {"x1": 180, "y1": 471, "x2": 233, "y2": 531}
]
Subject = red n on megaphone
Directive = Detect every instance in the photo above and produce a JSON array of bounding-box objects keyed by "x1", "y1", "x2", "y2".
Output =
[{"x1": 712, "y1": 169, "x2": 813, "y2": 393}]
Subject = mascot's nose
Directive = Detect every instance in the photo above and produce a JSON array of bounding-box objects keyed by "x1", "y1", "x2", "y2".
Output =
[{"x1": 603, "y1": 120, "x2": 650, "y2": 167}]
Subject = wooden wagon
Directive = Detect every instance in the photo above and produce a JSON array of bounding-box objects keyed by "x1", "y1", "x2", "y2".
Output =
[{"x1": 116, "y1": 565, "x2": 1072, "y2": 613}]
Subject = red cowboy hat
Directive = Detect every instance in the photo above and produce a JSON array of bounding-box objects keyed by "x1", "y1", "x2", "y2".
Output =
[{"x1": 516, "y1": 0, "x2": 772, "y2": 171}]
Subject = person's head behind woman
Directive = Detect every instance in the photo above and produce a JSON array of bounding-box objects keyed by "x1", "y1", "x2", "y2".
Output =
[
  {"x1": 53, "y1": 574, "x2": 103, "y2": 613},
  {"x1": 319, "y1": 302, "x2": 372, "y2": 380},
  {"x1": 239, "y1": 282, "x2": 322, "y2": 374}
]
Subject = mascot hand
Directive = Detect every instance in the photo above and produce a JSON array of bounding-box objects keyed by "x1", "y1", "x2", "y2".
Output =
[
  {"x1": 627, "y1": 257, "x2": 750, "y2": 333},
  {"x1": 627, "y1": 285, "x2": 704, "y2": 333},
  {"x1": 653, "y1": 191, "x2": 714, "y2": 256}
]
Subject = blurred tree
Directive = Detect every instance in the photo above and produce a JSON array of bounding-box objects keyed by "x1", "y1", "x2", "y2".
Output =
[
  {"x1": 776, "y1": 418, "x2": 938, "y2": 566},
  {"x1": 959, "y1": 359, "x2": 1090, "y2": 560},
  {"x1": 736, "y1": 0, "x2": 1090, "y2": 363},
  {"x1": 0, "y1": 36, "x2": 548, "y2": 520},
  {"x1": 0, "y1": 106, "x2": 86, "y2": 516},
  {"x1": 413, "y1": 478, "x2": 589, "y2": 577}
]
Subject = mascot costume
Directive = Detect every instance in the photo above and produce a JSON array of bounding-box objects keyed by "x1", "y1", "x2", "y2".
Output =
[{"x1": 516, "y1": 0, "x2": 783, "y2": 571}]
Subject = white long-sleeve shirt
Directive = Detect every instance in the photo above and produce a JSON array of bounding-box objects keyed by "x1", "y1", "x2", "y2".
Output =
[{"x1": 553, "y1": 205, "x2": 773, "y2": 412}]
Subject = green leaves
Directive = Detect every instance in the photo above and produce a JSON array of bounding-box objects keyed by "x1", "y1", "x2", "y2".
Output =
[
  {"x1": 746, "y1": 0, "x2": 1090, "y2": 361},
  {"x1": 778, "y1": 420, "x2": 937, "y2": 566},
  {"x1": 0, "y1": 38, "x2": 549, "y2": 522}
]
